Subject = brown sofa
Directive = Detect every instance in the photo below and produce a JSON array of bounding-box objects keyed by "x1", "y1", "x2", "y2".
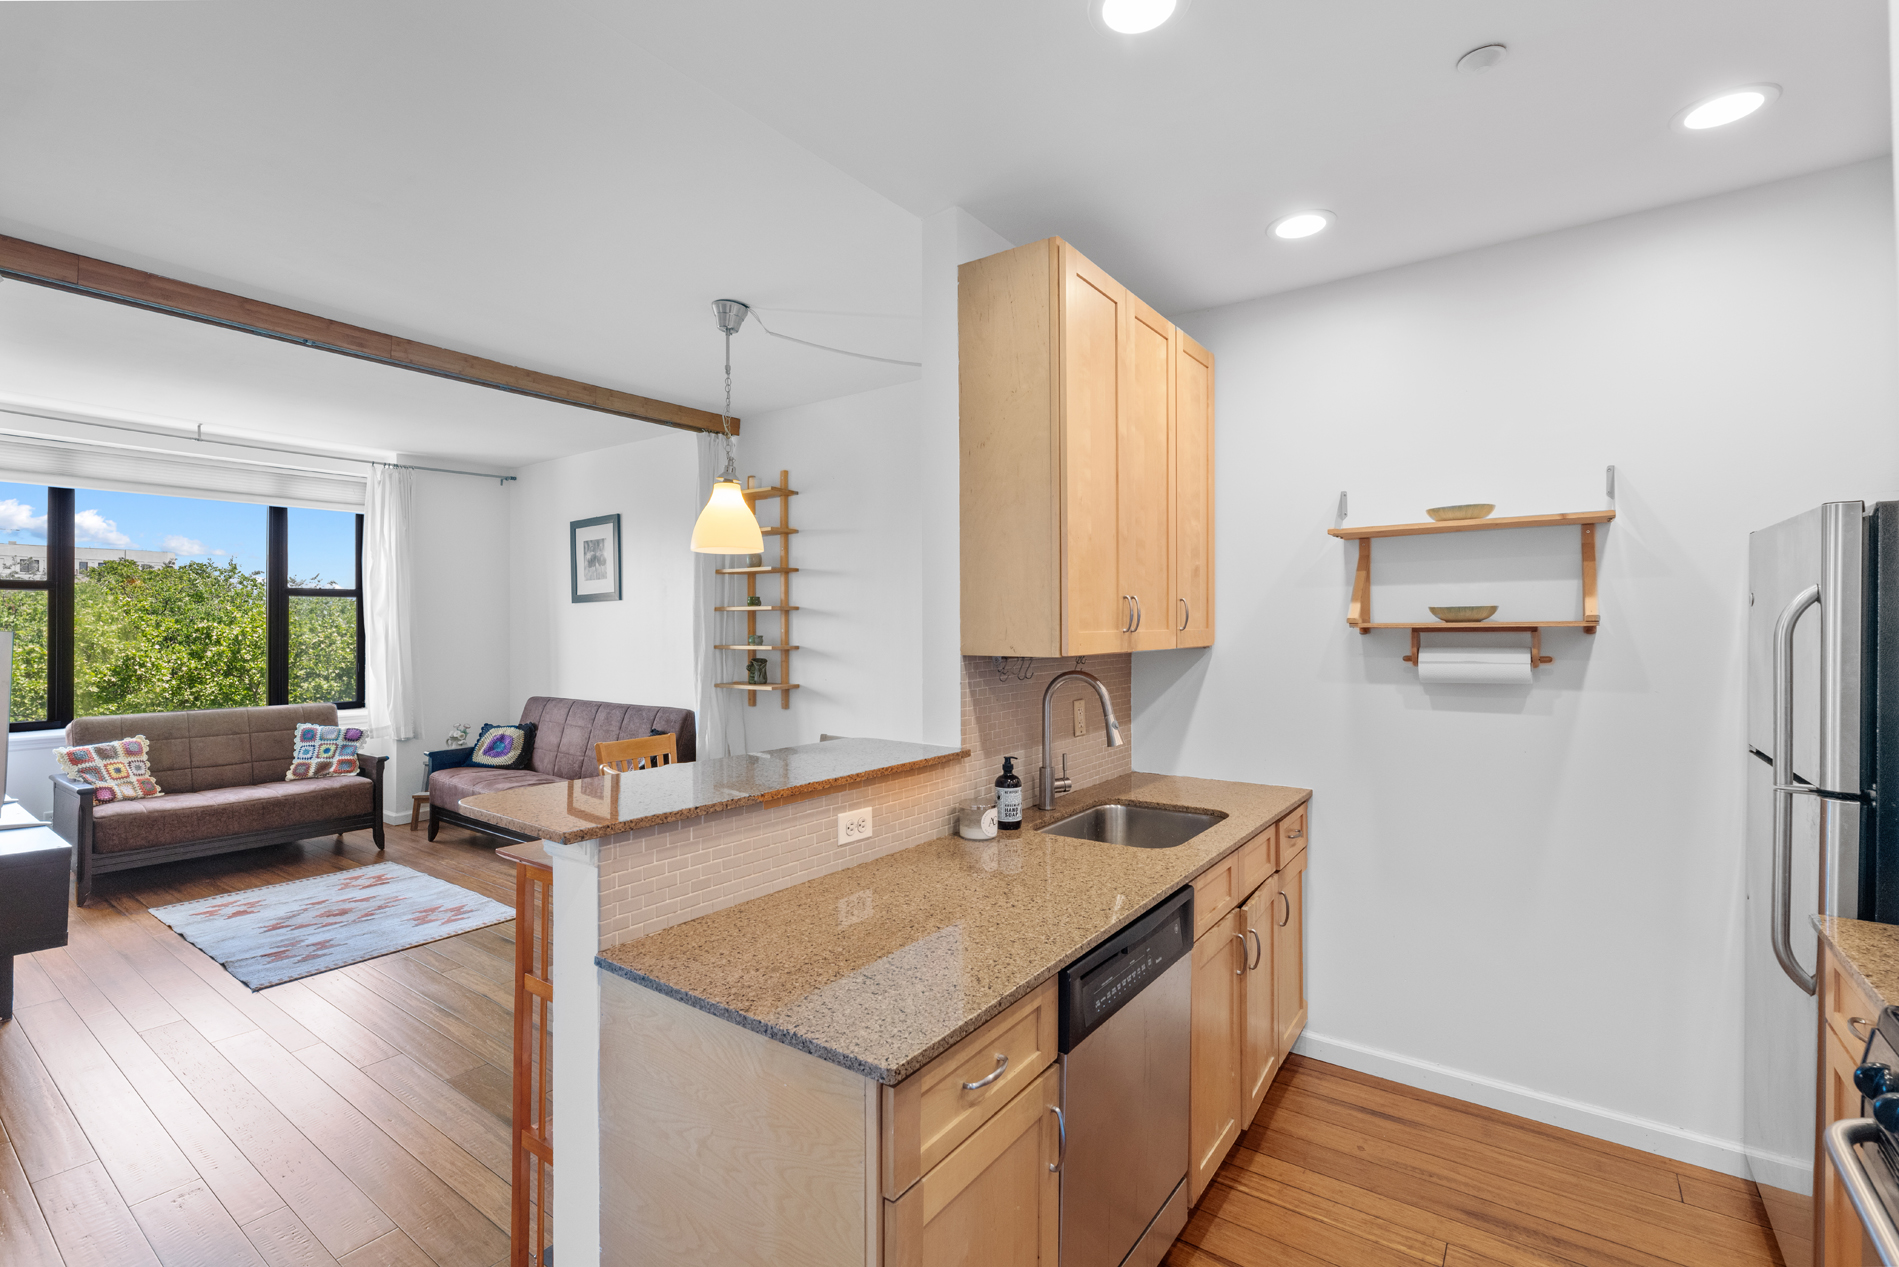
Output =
[
  {"x1": 426, "y1": 696, "x2": 695, "y2": 843},
  {"x1": 51, "y1": 703, "x2": 386, "y2": 905}
]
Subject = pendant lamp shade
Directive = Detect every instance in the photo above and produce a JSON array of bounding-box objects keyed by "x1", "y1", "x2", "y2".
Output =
[{"x1": 691, "y1": 479, "x2": 764, "y2": 554}]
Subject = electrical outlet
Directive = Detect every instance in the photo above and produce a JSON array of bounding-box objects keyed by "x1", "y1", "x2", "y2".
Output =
[
  {"x1": 1073, "y1": 699, "x2": 1087, "y2": 737},
  {"x1": 838, "y1": 808, "x2": 873, "y2": 844}
]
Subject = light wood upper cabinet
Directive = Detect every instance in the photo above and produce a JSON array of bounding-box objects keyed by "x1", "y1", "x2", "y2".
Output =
[
  {"x1": 1173, "y1": 329, "x2": 1215, "y2": 647},
  {"x1": 1274, "y1": 847, "x2": 1308, "y2": 1058},
  {"x1": 1241, "y1": 875, "x2": 1280, "y2": 1130},
  {"x1": 960, "y1": 237, "x2": 1215, "y2": 657},
  {"x1": 884, "y1": 1064, "x2": 1062, "y2": 1267},
  {"x1": 1190, "y1": 906, "x2": 1245, "y2": 1205}
]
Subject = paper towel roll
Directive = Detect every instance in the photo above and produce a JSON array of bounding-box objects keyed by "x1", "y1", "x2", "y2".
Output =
[{"x1": 1416, "y1": 646, "x2": 1533, "y2": 685}]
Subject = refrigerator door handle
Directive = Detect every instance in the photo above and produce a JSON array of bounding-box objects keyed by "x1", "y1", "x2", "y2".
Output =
[{"x1": 1773, "y1": 582, "x2": 1822, "y2": 996}]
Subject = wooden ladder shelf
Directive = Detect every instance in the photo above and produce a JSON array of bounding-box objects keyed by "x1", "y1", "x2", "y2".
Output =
[
  {"x1": 714, "y1": 470, "x2": 801, "y2": 708},
  {"x1": 1326, "y1": 509, "x2": 1615, "y2": 666}
]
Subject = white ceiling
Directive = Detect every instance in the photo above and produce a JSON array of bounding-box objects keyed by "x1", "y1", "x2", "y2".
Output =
[
  {"x1": 0, "y1": 0, "x2": 1888, "y2": 467},
  {"x1": 616, "y1": 0, "x2": 1891, "y2": 316}
]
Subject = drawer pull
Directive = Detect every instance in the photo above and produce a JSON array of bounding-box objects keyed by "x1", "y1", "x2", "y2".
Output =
[
  {"x1": 1277, "y1": 890, "x2": 1291, "y2": 928},
  {"x1": 1287, "y1": 825, "x2": 1304, "y2": 839},
  {"x1": 1851, "y1": 1015, "x2": 1877, "y2": 1042},
  {"x1": 962, "y1": 1053, "x2": 1009, "y2": 1091}
]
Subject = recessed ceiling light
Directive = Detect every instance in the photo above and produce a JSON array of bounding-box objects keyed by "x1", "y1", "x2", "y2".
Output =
[
  {"x1": 1270, "y1": 211, "x2": 1334, "y2": 241},
  {"x1": 1456, "y1": 44, "x2": 1508, "y2": 76},
  {"x1": 1090, "y1": 0, "x2": 1183, "y2": 35},
  {"x1": 1679, "y1": 84, "x2": 1780, "y2": 131}
]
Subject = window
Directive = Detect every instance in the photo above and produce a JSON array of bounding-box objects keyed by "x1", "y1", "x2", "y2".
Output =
[{"x1": 0, "y1": 484, "x2": 363, "y2": 730}]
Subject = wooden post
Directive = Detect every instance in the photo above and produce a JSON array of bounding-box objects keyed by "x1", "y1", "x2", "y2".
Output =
[
  {"x1": 1350, "y1": 539, "x2": 1372, "y2": 632},
  {"x1": 508, "y1": 851, "x2": 555, "y2": 1267}
]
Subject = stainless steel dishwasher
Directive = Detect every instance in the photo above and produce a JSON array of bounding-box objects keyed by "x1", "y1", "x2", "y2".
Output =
[{"x1": 1059, "y1": 885, "x2": 1193, "y2": 1267}]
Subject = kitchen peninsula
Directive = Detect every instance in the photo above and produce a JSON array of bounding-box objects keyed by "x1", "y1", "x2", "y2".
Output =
[{"x1": 590, "y1": 771, "x2": 1310, "y2": 1266}]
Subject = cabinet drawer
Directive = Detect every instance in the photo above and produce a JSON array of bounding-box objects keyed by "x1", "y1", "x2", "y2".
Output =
[
  {"x1": 882, "y1": 976, "x2": 1058, "y2": 1196},
  {"x1": 1276, "y1": 804, "x2": 1308, "y2": 870},
  {"x1": 1239, "y1": 825, "x2": 1276, "y2": 900},
  {"x1": 1822, "y1": 944, "x2": 1883, "y2": 1057},
  {"x1": 1193, "y1": 851, "x2": 1244, "y2": 940}
]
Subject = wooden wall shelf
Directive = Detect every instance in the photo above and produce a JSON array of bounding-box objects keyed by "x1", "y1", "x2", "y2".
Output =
[
  {"x1": 716, "y1": 472, "x2": 800, "y2": 707},
  {"x1": 1330, "y1": 509, "x2": 1614, "y2": 669}
]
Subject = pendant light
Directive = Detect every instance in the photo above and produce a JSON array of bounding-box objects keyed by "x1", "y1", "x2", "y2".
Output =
[{"x1": 690, "y1": 299, "x2": 765, "y2": 555}]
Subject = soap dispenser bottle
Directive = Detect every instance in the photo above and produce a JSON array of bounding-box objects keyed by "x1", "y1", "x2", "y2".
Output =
[{"x1": 996, "y1": 756, "x2": 1022, "y2": 832}]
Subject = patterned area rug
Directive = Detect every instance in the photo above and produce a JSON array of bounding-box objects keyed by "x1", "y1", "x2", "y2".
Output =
[{"x1": 148, "y1": 862, "x2": 514, "y2": 990}]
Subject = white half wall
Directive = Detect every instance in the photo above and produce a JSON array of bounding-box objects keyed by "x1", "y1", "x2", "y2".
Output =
[
  {"x1": 1133, "y1": 158, "x2": 1899, "y2": 1173},
  {"x1": 508, "y1": 431, "x2": 698, "y2": 719}
]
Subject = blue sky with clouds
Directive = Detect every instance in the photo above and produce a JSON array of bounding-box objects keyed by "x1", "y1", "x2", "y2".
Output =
[{"x1": 0, "y1": 482, "x2": 356, "y2": 585}]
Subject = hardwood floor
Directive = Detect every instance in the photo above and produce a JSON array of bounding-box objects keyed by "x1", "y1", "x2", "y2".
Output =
[
  {"x1": 0, "y1": 820, "x2": 520, "y2": 1267},
  {"x1": 1167, "y1": 1053, "x2": 1786, "y2": 1267}
]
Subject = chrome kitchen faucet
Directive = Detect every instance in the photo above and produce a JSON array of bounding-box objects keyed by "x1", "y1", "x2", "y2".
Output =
[{"x1": 1040, "y1": 670, "x2": 1123, "y2": 810}]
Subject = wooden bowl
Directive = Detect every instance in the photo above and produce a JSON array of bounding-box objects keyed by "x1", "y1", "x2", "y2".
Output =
[
  {"x1": 1430, "y1": 605, "x2": 1498, "y2": 623},
  {"x1": 1425, "y1": 503, "x2": 1496, "y2": 522}
]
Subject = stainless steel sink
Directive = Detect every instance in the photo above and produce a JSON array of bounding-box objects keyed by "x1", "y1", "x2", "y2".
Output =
[{"x1": 1040, "y1": 803, "x2": 1222, "y2": 849}]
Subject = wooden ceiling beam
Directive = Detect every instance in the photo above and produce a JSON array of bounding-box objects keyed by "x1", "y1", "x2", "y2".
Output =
[{"x1": 0, "y1": 234, "x2": 736, "y2": 436}]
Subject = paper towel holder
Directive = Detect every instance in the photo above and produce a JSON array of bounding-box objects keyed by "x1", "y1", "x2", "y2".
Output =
[{"x1": 1402, "y1": 626, "x2": 1556, "y2": 670}]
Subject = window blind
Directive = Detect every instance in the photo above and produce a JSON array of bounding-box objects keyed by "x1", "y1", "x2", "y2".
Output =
[{"x1": 0, "y1": 433, "x2": 366, "y2": 511}]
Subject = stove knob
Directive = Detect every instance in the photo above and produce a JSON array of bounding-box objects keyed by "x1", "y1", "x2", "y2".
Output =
[
  {"x1": 1874, "y1": 1093, "x2": 1899, "y2": 1134},
  {"x1": 1857, "y1": 1063, "x2": 1896, "y2": 1099}
]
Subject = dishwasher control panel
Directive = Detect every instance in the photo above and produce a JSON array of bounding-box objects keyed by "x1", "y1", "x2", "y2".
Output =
[{"x1": 1059, "y1": 885, "x2": 1193, "y2": 1052}]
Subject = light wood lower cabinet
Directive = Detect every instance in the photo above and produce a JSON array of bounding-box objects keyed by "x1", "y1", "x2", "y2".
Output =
[
  {"x1": 884, "y1": 1064, "x2": 1062, "y2": 1267},
  {"x1": 1274, "y1": 847, "x2": 1308, "y2": 1056},
  {"x1": 1190, "y1": 905, "x2": 1246, "y2": 1204},
  {"x1": 1818, "y1": 943, "x2": 1881, "y2": 1267},
  {"x1": 1240, "y1": 874, "x2": 1280, "y2": 1128}
]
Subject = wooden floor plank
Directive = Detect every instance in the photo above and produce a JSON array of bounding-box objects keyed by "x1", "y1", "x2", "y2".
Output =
[
  {"x1": 79, "y1": 1006, "x2": 284, "y2": 1227},
  {"x1": 447, "y1": 1061, "x2": 513, "y2": 1125},
  {"x1": 1177, "y1": 1202, "x2": 1335, "y2": 1267},
  {"x1": 9, "y1": 956, "x2": 61, "y2": 1011},
  {"x1": 1206, "y1": 1148, "x2": 1453, "y2": 1265},
  {"x1": 241, "y1": 1205, "x2": 341, "y2": 1267},
  {"x1": 131, "y1": 1179, "x2": 269, "y2": 1267},
  {"x1": 61, "y1": 924, "x2": 185, "y2": 1032},
  {"x1": 13, "y1": 1000, "x2": 200, "y2": 1206},
  {"x1": 1679, "y1": 1172, "x2": 1772, "y2": 1228},
  {"x1": 335, "y1": 1227, "x2": 437, "y2": 1267},
  {"x1": 215, "y1": 1029, "x2": 507, "y2": 1266},
  {"x1": 33, "y1": 1159, "x2": 162, "y2": 1267},
  {"x1": 1279, "y1": 1060, "x2": 1685, "y2": 1200},
  {"x1": 420, "y1": 935, "x2": 513, "y2": 988},
  {"x1": 1196, "y1": 1178, "x2": 1442, "y2": 1266},
  {"x1": 296, "y1": 1043, "x2": 510, "y2": 1228},
  {"x1": 257, "y1": 983, "x2": 398, "y2": 1068},
  {"x1": 364, "y1": 954, "x2": 511, "y2": 1041},
  {"x1": 108, "y1": 931, "x2": 260, "y2": 1043},
  {"x1": 1265, "y1": 1083, "x2": 1779, "y2": 1266},
  {"x1": 366, "y1": 1055, "x2": 510, "y2": 1180},
  {"x1": 342, "y1": 961, "x2": 512, "y2": 1069},
  {"x1": 302, "y1": 969, "x2": 485, "y2": 1080},
  {"x1": 0, "y1": 1015, "x2": 95, "y2": 1181},
  {"x1": 30, "y1": 947, "x2": 113, "y2": 1017},
  {"x1": 444, "y1": 965, "x2": 513, "y2": 1010},
  {"x1": 0, "y1": 1114, "x2": 62, "y2": 1267},
  {"x1": 142, "y1": 1020, "x2": 394, "y2": 1259},
  {"x1": 152, "y1": 934, "x2": 322, "y2": 1054}
]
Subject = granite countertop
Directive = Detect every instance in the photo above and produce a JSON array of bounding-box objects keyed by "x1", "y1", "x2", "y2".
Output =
[
  {"x1": 1816, "y1": 914, "x2": 1899, "y2": 1006},
  {"x1": 457, "y1": 737, "x2": 965, "y2": 844},
  {"x1": 597, "y1": 771, "x2": 1310, "y2": 1084}
]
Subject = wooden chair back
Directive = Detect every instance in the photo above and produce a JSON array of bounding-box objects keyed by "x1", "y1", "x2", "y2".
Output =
[{"x1": 595, "y1": 733, "x2": 677, "y2": 775}]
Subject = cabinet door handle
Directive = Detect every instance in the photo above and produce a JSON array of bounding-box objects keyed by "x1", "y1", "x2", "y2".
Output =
[
  {"x1": 962, "y1": 1053, "x2": 1009, "y2": 1091},
  {"x1": 1277, "y1": 890, "x2": 1291, "y2": 927},
  {"x1": 1179, "y1": 597, "x2": 1189, "y2": 631},
  {"x1": 1048, "y1": 1103, "x2": 1067, "y2": 1172},
  {"x1": 1121, "y1": 595, "x2": 1133, "y2": 633},
  {"x1": 1232, "y1": 930, "x2": 1247, "y2": 974},
  {"x1": 1851, "y1": 1016, "x2": 1877, "y2": 1042},
  {"x1": 1247, "y1": 927, "x2": 1263, "y2": 971}
]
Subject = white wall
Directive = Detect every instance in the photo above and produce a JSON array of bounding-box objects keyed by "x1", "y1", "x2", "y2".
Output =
[
  {"x1": 508, "y1": 432, "x2": 698, "y2": 720},
  {"x1": 1133, "y1": 158, "x2": 1899, "y2": 1173},
  {"x1": 386, "y1": 469, "x2": 515, "y2": 801}
]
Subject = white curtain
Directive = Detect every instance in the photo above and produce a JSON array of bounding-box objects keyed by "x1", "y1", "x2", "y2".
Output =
[
  {"x1": 693, "y1": 434, "x2": 748, "y2": 760},
  {"x1": 363, "y1": 463, "x2": 416, "y2": 742}
]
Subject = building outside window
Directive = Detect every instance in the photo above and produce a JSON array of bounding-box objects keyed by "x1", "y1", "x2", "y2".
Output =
[{"x1": 0, "y1": 482, "x2": 363, "y2": 730}]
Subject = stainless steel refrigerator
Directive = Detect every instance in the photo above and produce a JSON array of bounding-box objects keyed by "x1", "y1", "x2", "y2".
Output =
[{"x1": 1745, "y1": 501, "x2": 1899, "y2": 1267}]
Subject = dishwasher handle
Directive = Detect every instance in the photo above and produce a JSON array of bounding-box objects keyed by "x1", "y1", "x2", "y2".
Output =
[{"x1": 1825, "y1": 1119, "x2": 1899, "y2": 1267}]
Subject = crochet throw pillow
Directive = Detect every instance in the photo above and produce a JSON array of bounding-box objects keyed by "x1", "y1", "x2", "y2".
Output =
[
  {"x1": 286, "y1": 723, "x2": 364, "y2": 780},
  {"x1": 55, "y1": 735, "x2": 162, "y2": 803},
  {"x1": 470, "y1": 722, "x2": 536, "y2": 770}
]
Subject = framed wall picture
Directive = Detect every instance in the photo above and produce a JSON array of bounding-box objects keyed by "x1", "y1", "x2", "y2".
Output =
[{"x1": 570, "y1": 514, "x2": 622, "y2": 603}]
